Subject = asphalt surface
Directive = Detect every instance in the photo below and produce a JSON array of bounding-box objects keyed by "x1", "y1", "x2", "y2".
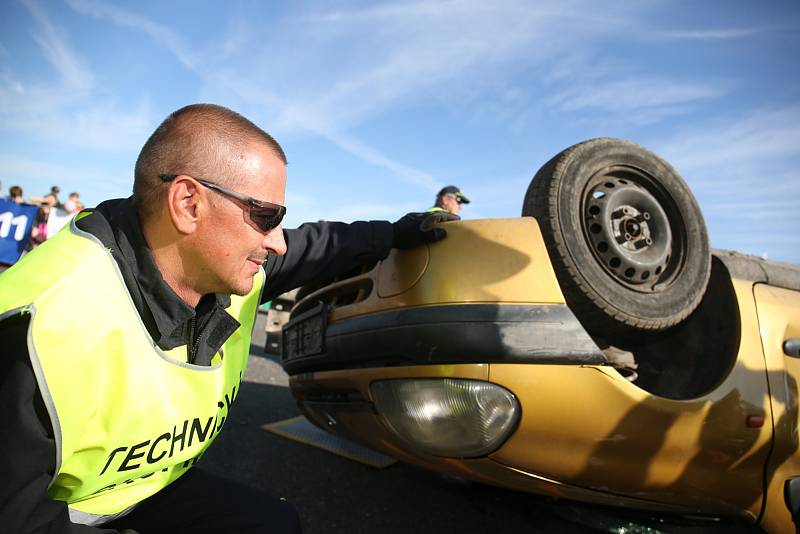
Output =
[{"x1": 199, "y1": 311, "x2": 761, "y2": 534}]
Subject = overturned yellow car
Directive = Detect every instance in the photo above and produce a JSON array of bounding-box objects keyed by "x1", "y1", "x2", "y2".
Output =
[{"x1": 281, "y1": 139, "x2": 800, "y2": 533}]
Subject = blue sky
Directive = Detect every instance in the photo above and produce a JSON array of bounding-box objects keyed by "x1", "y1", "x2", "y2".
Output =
[{"x1": 1, "y1": 0, "x2": 798, "y2": 263}]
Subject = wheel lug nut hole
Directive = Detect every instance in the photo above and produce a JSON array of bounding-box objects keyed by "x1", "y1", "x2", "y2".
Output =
[
  {"x1": 590, "y1": 223, "x2": 602, "y2": 234},
  {"x1": 609, "y1": 257, "x2": 621, "y2": 268},
  {"x1": 588, "y1": 205, "x2": 601, "y2": 216},
  {"x1": 604, "y1": 182, "x2": 615, "y2": 188},
  {"x1": 641, "y1": 271, "x2": 650, "y2": 280},
  {"x1": 624, "y1": 268, "x2": 635, "y2": 278},
  {"x1": 597, "y1": 242, "x2": 608, "y2": 253},
  {"x1": 655, "y1": 266, "x2": 662, "y2": 275}
]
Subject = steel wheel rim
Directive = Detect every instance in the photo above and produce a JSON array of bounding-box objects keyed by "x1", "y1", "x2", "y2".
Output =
[{"x1": 580, "y1": 166, "x2": 685, "y2": 293}]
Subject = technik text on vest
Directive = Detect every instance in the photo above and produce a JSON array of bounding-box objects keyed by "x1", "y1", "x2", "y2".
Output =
[{"x1": 98, "y1": 383, "x2": 239, "y2": 478}]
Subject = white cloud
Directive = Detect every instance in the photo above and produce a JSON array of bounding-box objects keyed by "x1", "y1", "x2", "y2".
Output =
[
  {"x1": 657, "y1": 106, "x2": 800, "y2": 181},
  {"x1": 22, "y1": 0, "x2": 93, "y2": 91},
  {"x1": 1, "y1": 0, "x2": 93, "y2": 118},
  {"x1": 55, "y1": 0, "x2": 713, "y2": 194},
  {"x1": 4, "y1": 101, "x2": 154, "y2": 153},
  {"x1": 321, "y1": 133, "x2": 439, "y2": 190},
  {"x1": 217, "y1": 1, "x2": 656, "y2": 187},
  {"x1": 23, "y1": 0, "x2": 792, "y2": 265},
  {"x1": 0, "y1": 153, "x2": 132, "y2": 206},
  {"x1": 270, "y1": 1, "x2": 732, "y2": 133},
  {"x1": 270, "y1": 0, "x2": 638, "y2": 131},
  {"x1": 548, "y1": 78, "x2": 726, "y2": 122},
  {"x1": 662, "y1": 28, "x2": 759, "y2": 40},
  {"x1": 65, "y1": 0, "x2": 198, "y2": 70},
  {"x1": 650, "y1": 106, "x2": 800, "y2": 262},
  {"x1": 1, "y1": 1, "x2": 157, "y2": 153},
  {"x1": 62, "y1": 1, "x2": 450, "y2": 190},
  {"x1": 703, "y1": 200, "x2": 798, "y2": 219}
]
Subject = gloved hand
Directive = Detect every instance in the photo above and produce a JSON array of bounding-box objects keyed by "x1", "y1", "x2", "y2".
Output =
[{"x1": 391, "y1": 211, "x2": 460, "y2": 250}]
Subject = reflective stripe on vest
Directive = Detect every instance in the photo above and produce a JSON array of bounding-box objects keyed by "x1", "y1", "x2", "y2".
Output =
[
  {"x1": 426, "y1": 206, "x2": 447, "y2": 213},
  {"x1": 68, "y1": 505, "x2": 137, "y2": 527},
  {"x1": 0, "y1": 214, "x2": 264, "y2": 522}
]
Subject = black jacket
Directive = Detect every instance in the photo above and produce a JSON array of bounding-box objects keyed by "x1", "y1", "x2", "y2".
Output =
[{"x1": 0, "y1": 197, "x2": 394, "y2": 533}]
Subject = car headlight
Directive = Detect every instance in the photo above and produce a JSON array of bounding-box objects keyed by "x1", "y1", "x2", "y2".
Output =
[{"x1": 370, "y1": 378, "x2": 520, "y2": 457}]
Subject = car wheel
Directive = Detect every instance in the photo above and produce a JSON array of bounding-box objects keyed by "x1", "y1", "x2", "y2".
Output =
[{"x1": 522, "y1": 138, "x2": 710, "y2": 336}]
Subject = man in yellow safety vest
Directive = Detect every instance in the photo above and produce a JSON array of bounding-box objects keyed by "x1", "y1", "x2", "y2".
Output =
[{"x1": 0, "y1": 104, "x2": 448, "y2": 533}]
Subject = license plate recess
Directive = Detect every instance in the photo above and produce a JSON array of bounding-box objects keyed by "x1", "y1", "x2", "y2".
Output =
[{"x1": 282, "y1": 302, "x2": 327, "y2": 362}]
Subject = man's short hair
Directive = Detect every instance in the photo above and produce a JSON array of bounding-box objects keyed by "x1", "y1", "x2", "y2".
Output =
[{"x1": 133, "y1": 103, "x2": 287, "y2": 222}]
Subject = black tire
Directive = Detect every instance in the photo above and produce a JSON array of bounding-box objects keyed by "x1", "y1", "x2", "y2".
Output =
[{"x1": 522, "y1": 138, "x2": 710, "y2": 336}]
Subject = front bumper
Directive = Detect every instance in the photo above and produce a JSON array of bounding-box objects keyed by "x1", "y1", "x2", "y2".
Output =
[{"x1": 282, "y1": 302, "x2": 606, "y2": 375}]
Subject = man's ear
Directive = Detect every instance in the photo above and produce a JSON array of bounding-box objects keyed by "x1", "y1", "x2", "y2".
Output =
[{"x1": 166, "y1": 175, "x2": 201, "y2": 235}]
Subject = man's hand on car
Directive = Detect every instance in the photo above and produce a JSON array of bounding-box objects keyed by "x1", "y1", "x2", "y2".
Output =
[{"x1": 391, "y1": 211, "x2": 460, "y2": 250}]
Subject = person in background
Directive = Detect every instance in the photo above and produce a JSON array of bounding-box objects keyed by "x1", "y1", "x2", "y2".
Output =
[
  {"x1": 0, "y1": 103, "x2": 448, "y2": 534},
  {"x1": 63, "y1": 192, "x2": 82, "y2": 214},
  {"x1": 427, "y1": 185, "x2": 470, "y2": 216},
  {"x1": 43, "y1": 192, "x2": 84, "y2": 237},
  {"x1": 42, "y1": 185, "x2": 61, "y2": 207},
  {"x1": 28, "y1": 186, "x2": 61, "y2": 207},
  {"x1": 7, "y1": 185, "x2": 24, "y2": 204},
  {"x1": 28, "y1": 204, "x2": 51, "y2": 248}
]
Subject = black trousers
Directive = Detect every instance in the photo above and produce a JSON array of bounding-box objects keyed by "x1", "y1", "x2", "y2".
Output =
[{"x1": 103, "y1": 468, "x2": 301, "y2": 534}]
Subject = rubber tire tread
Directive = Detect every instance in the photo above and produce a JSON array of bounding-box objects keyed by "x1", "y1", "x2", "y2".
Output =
[{"x1": 522, "y1": 138, "x2": 710, "y2": 335}]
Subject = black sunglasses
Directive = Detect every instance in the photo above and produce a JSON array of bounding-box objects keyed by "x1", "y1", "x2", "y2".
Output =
[{"x1": 159, "y1": 174, "x2": 286, "y2": 232}]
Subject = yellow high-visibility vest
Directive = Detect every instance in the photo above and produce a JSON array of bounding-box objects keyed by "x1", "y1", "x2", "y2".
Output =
[{"x1": 0, "y1": 214, "x2": 264, "y2": 525}]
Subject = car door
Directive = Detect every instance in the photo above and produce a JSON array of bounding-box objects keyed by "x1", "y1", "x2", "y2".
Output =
[{"x1": 754, "y1": 283, "x2": 800, "y2": 532}]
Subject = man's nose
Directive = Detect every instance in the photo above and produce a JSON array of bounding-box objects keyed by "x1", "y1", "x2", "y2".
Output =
[{"x1": 263, "y1": 225, "x2": 287, "y2": 256}]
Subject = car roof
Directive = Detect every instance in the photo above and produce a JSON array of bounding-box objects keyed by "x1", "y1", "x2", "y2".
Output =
[{"x1": 713, "y1": 249, "x2": 800, "y2": 292}]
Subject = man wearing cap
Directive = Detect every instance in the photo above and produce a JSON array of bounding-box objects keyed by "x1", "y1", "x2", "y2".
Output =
[{"x1": 428, "y1": 185, "x2": 470, "y2": 216}]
